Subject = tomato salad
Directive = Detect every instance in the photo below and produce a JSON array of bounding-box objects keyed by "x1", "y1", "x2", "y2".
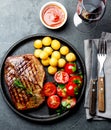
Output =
[{"x1": 43, "y1": 62, "x2": 83, "y2": 114}]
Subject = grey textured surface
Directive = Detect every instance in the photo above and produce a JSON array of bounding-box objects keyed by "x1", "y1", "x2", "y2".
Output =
[{"x1": 0, "y1": 0, "x2": 111, "y2": 130}]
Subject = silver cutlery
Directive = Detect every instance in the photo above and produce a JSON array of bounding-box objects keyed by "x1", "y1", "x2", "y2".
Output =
[
  {"x1": 89, "y1": 41, "x2": 98, "y2": 116},
  {"x1": 97, "y1": 40, "x2": 107, "y2": 112}
]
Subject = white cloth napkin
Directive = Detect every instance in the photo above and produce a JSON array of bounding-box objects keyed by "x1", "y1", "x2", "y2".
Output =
[{"x1": 84, "y1": 32, "x2": 111, "y2": 120}]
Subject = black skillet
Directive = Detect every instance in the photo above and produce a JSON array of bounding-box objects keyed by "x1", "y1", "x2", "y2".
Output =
[{"x1": 0, "y1": 34, "x2": 86, "y2": 122}]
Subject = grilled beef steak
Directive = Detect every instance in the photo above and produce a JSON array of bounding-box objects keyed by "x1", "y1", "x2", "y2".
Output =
[{"x1": 4, "y1": 54, "x2": 45, "y2": 110}]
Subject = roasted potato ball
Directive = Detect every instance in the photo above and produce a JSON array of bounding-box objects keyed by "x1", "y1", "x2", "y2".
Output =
[
  {"x1": 51, "y1": 51, "x2": 61, "y2": 59},
  {"x1": 41, "y1": 57, "x2": 50, "y2": 66},
  {"x1": 60, "y1": 46, "x2": 69, "y2": 55},
  {"x1": 34, "y1": 39, "x2": 42, "y2": 49},
  {"x1": 39, "y1": 51, "x2": 48, "y2": 60},
  {"x1": 34, "y1": 49, "x2": 42, "y2": 58},
  {"x1": 48, "y1": 66, "x2": 57, "y2": 75},
  {"x1": 42, "y1": 36, "x2": 52, "y2": 46},
  {"x1": 58, "y1": 58, "x2": 66, "y2": 68},
  {"x1": 51, "y1": 39, "x2": 61, "y2": 50},
  {"x1": 50, "y1": 57, "x2": 58, "y2": 67},
  {"x1": 66, "y1": 52, "x2": 76, "y2": 62},
  {"x1": 44, "y1": 47, "x2": 53, "y2": 56}
]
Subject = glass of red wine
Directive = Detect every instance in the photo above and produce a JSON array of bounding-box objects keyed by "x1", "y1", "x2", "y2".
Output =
[{"x1": 73, "y1": 0, "x2": 107, "y2": 33}]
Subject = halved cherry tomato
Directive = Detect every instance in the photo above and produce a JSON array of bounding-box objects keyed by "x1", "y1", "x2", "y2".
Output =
[
  {"x1": 69, "y1": 75, "x2": 83, "y2": 87},
  {"x1": 65, "y1": 82, "x2": 79, "y2": 97},
  {"x1": 64, "y1": 63, "x2": 76, "y2": 75},
  {"x1": 57, "y1": 84, "x2": 67, "y2": 97},
  {"x1": 61, "y1": 97, "x2": 76, "y2": 109},
  {"x1": 47, "y1": 95, "x2": 60, "y2": 109},
  {"x1": 54, "y1": 71, "x2": 69, "y2": 84},
  {"x1": 43, "y1": 82, "x2": 56, "y2": 96}
]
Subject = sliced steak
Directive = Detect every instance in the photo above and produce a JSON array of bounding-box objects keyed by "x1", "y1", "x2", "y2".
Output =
[{"x1": 4, "y1": 54, "x2": 45, "y2": 110}]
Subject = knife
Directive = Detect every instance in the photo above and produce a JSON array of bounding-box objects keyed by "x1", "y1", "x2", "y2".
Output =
[{"x1": 89, "y1": 41, "x2": 97, "y2": 116}]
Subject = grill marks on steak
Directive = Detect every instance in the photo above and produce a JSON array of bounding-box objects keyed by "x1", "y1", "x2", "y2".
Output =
[{"x1": 4, "y1": 54, "x2": 45, "y2": 110}]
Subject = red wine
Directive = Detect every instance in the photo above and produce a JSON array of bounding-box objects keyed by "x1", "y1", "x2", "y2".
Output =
[{"x1": 77, "y1": 0, "x2": 106, "y2": 22}]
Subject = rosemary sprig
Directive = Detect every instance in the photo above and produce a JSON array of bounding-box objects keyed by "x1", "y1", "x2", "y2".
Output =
[
  {"x1": 13, "y1": 78, "x2": 35, "y2": 97},
  {"x1": 26, "y1": 88, "x2": 34, "y2": 96},
  {"x1": 13, "y1": 78, "x2": 26, "y2": 90}
]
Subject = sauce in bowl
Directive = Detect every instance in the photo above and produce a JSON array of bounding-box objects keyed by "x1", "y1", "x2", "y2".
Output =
[
  {"x1": 40, "y1": 2, "x2": 67, "y2": 29},
  {"x1": 42, "y1": 5, "x2": 65, "y2": 27}
]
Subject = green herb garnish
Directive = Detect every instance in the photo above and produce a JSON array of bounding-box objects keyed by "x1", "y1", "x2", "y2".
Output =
[
  {"x1": 56, "y1": 106, "x2": 67, "y2": 115},
  {"x1": 58, "y1": 84, "x2": 65, "y2": 89},
  {"x1": 13, "y1": 78, "x2": 26, "y2": 90},
  {"x1": 13, "y1": 78, "x2": 36, "y2": 98},
  {"x1": 26, "y1": 88, "x2": 34, "y2": 96}
]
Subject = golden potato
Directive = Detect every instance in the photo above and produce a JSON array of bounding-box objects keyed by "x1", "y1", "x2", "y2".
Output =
[
  {"x1": 39, "y1": 51, "x2": 48, "y2": 60},
  {"x1": 44, "y1": 47, "x2": 53, "y2": 56},
  {"x1": 49, "y1": 57, "x2": 58, "y2": 67},
  {"x1": 51, "y1": 51, "x2": 61, "y2": 59},
  {"x1": 34, "y1": 49, "x2": 42, "y2": 58},
  {"x1": 42, "y1": 36, "x2": 52, "y2": 46},
  {"x1": 48, "y1": 66, "x2": 57, "y2": 75},
  {"x1": 41, "y1": 57, "x2": 50, "y2": 66},
  {"x1": 58, "y1": 58, "x2": 66, "y2": 68},
  {"x1": 60, "y1": 46, "x2": 69, "y2": 55},
  {"x1": 51, "y1": 39, "x2": 61, "y2": 50},
  {"x1": 66, "y1": 52, "x2": 76, "y2": 62},
  {"x1": 34, "y1": 39, "x2": 42, "y2": 49}
]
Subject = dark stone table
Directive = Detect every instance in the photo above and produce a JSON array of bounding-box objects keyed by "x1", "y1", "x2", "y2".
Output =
[{"x1": 0, "y1": 0, "x2": 111, "y2": 130}]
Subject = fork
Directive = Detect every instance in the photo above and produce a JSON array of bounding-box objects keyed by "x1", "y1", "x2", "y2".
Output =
[{"x1": 97, "y1": 40, "x2": 107, "y2": 112}]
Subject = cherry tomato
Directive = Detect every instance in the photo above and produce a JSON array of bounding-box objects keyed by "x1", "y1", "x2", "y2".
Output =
[
  {"x1": 57, "y1": 84, "x2": 67, "y2": 97},
  {"x1": 47, "y1": 95, "x2": 60, "y2": 109},
  {"x1": 69, "y1": 75, "x2": 83, "y2": 87},
  {"x1": 64, "y1": 63, "x2": 76, "y2": 75},
  {"x1": 61, "y1": 97, "x2": 77, "y2": 109},
  {"x1": 43, "y1": 82, "x2": 57, "y2": 96},
  {"x1": 54, "y1": 71, "x2": 69, "y2": 84},
  {"x1": 65, "y1": 82, "x2": 79, "y2": 97}
]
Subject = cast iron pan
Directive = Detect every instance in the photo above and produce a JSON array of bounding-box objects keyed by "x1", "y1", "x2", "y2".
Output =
[{"x1": 0, "y1": 34, "x2": 86, "y2": 122}]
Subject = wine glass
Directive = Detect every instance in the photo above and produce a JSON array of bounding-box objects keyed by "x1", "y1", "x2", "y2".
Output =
[{"x1": 73, "y1": 0, "x2": 107, "y2": 33}]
